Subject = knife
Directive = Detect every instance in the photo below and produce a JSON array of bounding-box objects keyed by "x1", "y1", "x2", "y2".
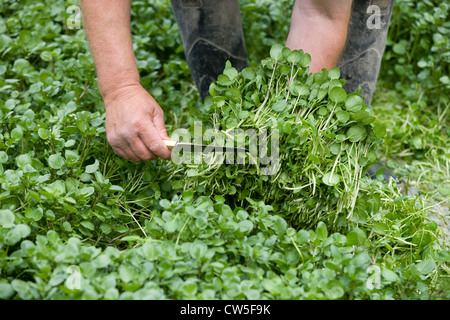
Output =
[{"x1": 163, "y1": 140, "x2": 249, "y2": 153}]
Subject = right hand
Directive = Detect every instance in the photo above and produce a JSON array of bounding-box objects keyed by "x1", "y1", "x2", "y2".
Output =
[{"x1": 103, "y1": 83, "x2": 172, "y2": 162}]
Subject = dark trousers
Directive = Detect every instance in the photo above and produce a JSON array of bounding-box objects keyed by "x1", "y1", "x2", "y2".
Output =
[{"x1": 170, "y1": 0, "x2": 395, "y2": 105}]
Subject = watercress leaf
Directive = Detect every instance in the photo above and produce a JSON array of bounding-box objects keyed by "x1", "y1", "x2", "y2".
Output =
[
  {"x1": 272, "y1": 100, "x2": 287, "y2": 112},
  {"x1": 329, "y1": 86, "x2": 347, "y2": 103},
  {"x1": 0, "y1": 151, "x2": 8, "y2": 164},
  {"x1": 300, "y1": 52, "x2": 311, "y2": 68},
  {"x1": 85, "y1": 159, "x2": 99, "y2": 173},
  {"x1": 190, "y1": 240, "x2": 207, "y2": 260},
  {"x1": 322, "y1": 172, "x2": 341, "y2": 186},
  {"x1": 346, "y1": 125, "x2": 367, "y2": 143},
  {"x1": 328, "y1": 67, "x2": 340, "y2": 80},
  {"x1": 0, "y1": 209, "x2": 15, "y2": 228},
  {"x1": 48, "y1": 154, "x2": 65, "y2": 170},
  {"x1": 381, "y1": 268, "x2": 399, "y2": 282},
  {"x1": 5, "y1": 224, "x2": 31, "y2": 245},
  {"x1": 336, "y1": 110, "x2": 349, "y2": 123},
  {"x1": 287, "y1": 50, "x2": 302, "y2": 64},
  {"x1": 242, "y1": 67, "x2": 255, "y2": 80},
  {"x1": 0, "y1": 283, "x2": 14, "y2": 299},
  {"x1": 316, "y1": 221, "x2": 328, "y2": 240},
  {"x1": 344, "y1": 95, "x2": 363, "y2": 112},
  {"x1": 270, "y1": 43, "x2": 284, "y2": 61},
  {"x1": 415, "y1": 259, "x2": 436, "y2": 275}
]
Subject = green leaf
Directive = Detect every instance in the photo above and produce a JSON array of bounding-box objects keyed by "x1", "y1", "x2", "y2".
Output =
[
  {"x1": 242, "y1": 67, "x2": 255, "y2": 80},
  {"x1": 81, "y1": 220, "x2": 95, "y2": 231},
  {"x1": 272, "y1": 216, "x2": 287, "y2": 235},
  {"x1": 270, "y1": 44, "x2": 284, "y2": 61},
  {"x1": 159, "y1": 199, "x2": 171, "y2": 209},
  {"x1": 345, "y1": 228, "x2": 366, "y2": 246},
  {"x1": 0, "y1": 151, "x2": 8, "y2": 164},
  {"x1": 272, "y1": 100, "x2": 287, "y2": 112},
  {"x1": 48, "y1": 154, "x2": 65, "y2": 170},
  {"x1": 322, "y1": 172, "x2": 340, "y2": 186},
  {"x1": 5, "y1": 224, "x2": 31, "y2": 245},
  {"x1": 0, "y1": 209, "x2": 15, "y2": 228},
  {"x1": 119, "y1": 264, "x2": 138, "y2": 283},
  {"x1": 24, "y1": 208, "x2": 43, "y2": 222},
  {"x1": 238, "y1": 220, "x2": 253, "y2": 234},
  {"x1": 85, "y1": 159, "x2": 99, "y2": 173},
  {"x1": 415, "y1": 259, "x2": 436, "y2": 275},
  {"x1": 297, "y1": 230, "x2": 310, "y2": 245},
  {"x1": 287, "y1": 50, "x2": 302, "y2": 64},
  {"x1": 300, "y1": 52, "x2": 311, "y2": 67},
  {"x1": 11, "y1": 126, "x2": 24, "y2": 140},
  {"x1": 329, "y1": 86, "x2": 347, "y2": 103},
  {"x1": 223, "y1": 64, "x2": 238, "y2": 80},
  {"x1": 336, "y1": 110, "x2": 349, "y2": 123},
  {"x1": 381, "y1": 268, "x2": 399, "y2": 282},
  {"x1": 315, "y1": 221, "x2": 328, "y2": 240},
  {"x1": 100, "y1": 223, "x2": 112, "y2": 234},
  {"x1": 328, "y1": 67, "x2": 340, "y2": 80},
  {"x1": 190, "y1": 240, "x2": 207, "y2": 260},
  {"x1": 345, "y1": 95, "x2": 363, "y2": 112},
  {"x1": 218, "y1": 74, "x2": 233, "y2": 86},
  {"x1": 325, "y1": 280, "x2": 345, "y2": 299},
  {"x1": 0, "y1": 283, "x2": 14, "y2": 299},
  {"x1": 393, "y1": 40, "x2": 407, "y2": 55},
  {"x1": 346, "y1": 125, "x2": 367, "y2": 143}
]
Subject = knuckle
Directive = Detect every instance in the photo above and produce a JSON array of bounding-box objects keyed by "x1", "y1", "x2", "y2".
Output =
[
  {"x1": 131, "y1": 118, "x2": 145, "y2": 130},
  {"x1": 147, "y1": 141, "x2": 162, "y2": 153}
]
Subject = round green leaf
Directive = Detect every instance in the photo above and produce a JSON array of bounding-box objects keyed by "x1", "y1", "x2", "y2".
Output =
[
  {"x1": 322, "y1": 172, "x2": 341, "y2": 186},
  {"x1": 190, "y1": 240, "x2": 207, "y2": 260},
  {"x1": 0, "y1": 151, "x2": 8, "y2": 163},
  {"x1": 5, "y1": 224, "x2": 31, "y2": 245},
  {"x1": 329, "y1": 86, "x2": 347, "y2": 103},
  {"x1": 345, "y1": 95, "x2": 363, "y2": 112},
  {"x1": 241, "y1": 67, "x2": 255, "y2": 80},
  {"x1": 346, "y1": 125, "x2": 367, "y2": 143},
  {"x1": 0, "y1": 209, "x2": 15, "y2": 228},
  {"x1": 270, "y1": 44, "x2": 284, "y2": 61},
  {"x1": 300, "y1": 52, "x2": 311, "y2": 67},
  {"x1": 287, "y1": 50, "x2": 302, "y2": 64},
  {"x1": 48, "y1": 154, "x2": 65, "y2": 170},
  {"x1": 328, "y1": 67, "x2": 341, "y2": 80},
  {"x1": 272, "y1": 100, "x2": 287, "y2": 112},
  {"x1": 336, "y1": 110, "x2": 349, "y2": 123},
  {"x1": 416, "y1": 259, "x2": 436, "y2": 275},
  {"x1": 11, "y1": 126, "x2": 23, "y2": 140},
  {"x1": 0, "y1": 283, "x2": 14, "y2": 299}
]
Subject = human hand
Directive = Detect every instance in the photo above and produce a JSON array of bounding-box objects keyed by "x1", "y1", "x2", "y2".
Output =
[{"x1": 104, "y1": 83, "x2": 172, "y2": 161}]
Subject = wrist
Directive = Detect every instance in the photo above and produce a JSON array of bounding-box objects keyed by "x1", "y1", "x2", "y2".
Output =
[{"x1": 100, "y1": 74, "x2": 142, "y2": 105}]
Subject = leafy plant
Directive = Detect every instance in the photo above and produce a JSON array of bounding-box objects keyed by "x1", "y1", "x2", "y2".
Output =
[
  {"x1": 0, "y1": 0, "x2": 448, "y2": 301},
  {"x1": 170, "y1": 45, "x2": 384, "y2": 230}
]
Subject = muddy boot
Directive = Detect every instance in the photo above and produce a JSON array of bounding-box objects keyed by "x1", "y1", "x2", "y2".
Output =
[
  {"x1": 338, "y1": 0, "x2": 398, "y2": 183},
  {"x1": 338, "y1": 0, "x2": 395, "y2": 106},
  {"x1": 170, "y1": 0, "x2": 248, "y2": 101}
]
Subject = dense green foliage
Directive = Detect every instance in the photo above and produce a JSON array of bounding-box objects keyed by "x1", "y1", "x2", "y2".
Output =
[{"x1": 0, "y1": 0, "x2": 448, "y2": 300}]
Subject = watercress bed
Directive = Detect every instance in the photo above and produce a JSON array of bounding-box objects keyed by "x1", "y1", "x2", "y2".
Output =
[{"x1": 0, "y1": 0, "x2": 448, "y2": 300}]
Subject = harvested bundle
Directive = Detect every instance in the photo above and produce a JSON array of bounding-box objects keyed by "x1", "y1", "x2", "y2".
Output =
[{"x1": 169, "y1": 45, "x2": 385, "y2": 229}]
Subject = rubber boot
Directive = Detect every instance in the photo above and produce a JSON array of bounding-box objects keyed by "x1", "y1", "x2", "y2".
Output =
[
  {"x1": 338, "y1": 0, "x2": 399, "y2": 183},
  {"x1": 170, "y1": 0, "x2": 248, "y2": 101},
  {"x1": 337, "y1": 0, "x2": 395, "y2": 106}
]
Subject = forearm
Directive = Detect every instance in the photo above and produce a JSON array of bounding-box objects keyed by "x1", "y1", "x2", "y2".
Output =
[
  {"x1": 80, "y1": 0, "x2": 139, "y2": 102},
  {"x1": 286, "y1": 0, "x2": 352, "y2": 73}
]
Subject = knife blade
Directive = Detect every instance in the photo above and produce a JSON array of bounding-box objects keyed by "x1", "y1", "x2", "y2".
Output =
[{"x1": 163, "y1": 140, "x2": 249, "y2": 153}]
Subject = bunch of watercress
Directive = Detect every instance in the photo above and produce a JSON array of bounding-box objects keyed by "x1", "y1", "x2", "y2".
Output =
[{"x1": 170, "y1": 45, "x2": 385, "y2": 230}]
